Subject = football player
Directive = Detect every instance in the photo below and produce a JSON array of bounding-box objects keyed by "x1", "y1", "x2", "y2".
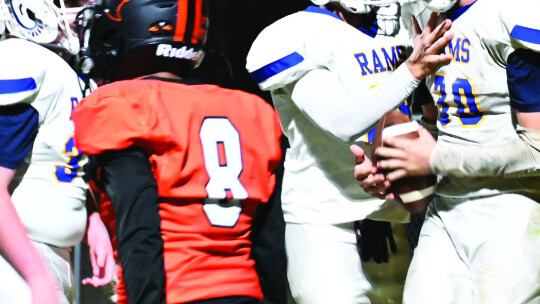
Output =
[
  {"x1": 355, "y1": 0, "x2": 540, "y2": 302},
  {"x1": 245, "y1": 0, "x2": 454, "y2": 303},
  {"x1": 71, "y1": 1, "x2": 283, "y2": 304},
  {"x1": 0, "y1": 0, "x2": 114, "y2": 303}
]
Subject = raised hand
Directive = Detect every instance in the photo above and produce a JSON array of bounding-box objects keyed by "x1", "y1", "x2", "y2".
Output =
[{"x1": 406, "y1": 12, "x2": 454, "y2": 79}]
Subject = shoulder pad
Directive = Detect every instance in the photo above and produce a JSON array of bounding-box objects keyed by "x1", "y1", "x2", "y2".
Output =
[{"x1": 246, "y1": 11, "x2": 332, "y2": 91}]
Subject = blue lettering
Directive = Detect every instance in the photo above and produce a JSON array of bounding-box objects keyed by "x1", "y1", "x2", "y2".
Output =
[
  {"x1": 355, "y1": 53, "x2": 373, "y2": 76},
  {"x1": 461, "y1": 38, "x2": 470, "y2": 63},
  {"x1": 372, "y1": 50, "x2": 387, "y2": 73},
  {"x1": 449, "y1": 38, "x2": 461, "y2": 62},
  {"x1": 382, "y1": 47, "x2": 398, "y2": 71}
]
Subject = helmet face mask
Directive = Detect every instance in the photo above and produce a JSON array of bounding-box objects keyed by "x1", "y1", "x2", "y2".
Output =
[
  {"x1": 0, "y1": 0, "x2": 83, "y2": 54},
  {"x1": 77, "y1": 0, "x2": 208, "y2": 83},
  {"x1": 421, "y1": 0, "x2": 458, "y2": 12},
  {"x1": 311, "y1": 0, "x2": 397, "y2": 14}
]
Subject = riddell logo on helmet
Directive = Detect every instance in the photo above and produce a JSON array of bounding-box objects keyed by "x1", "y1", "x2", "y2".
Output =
[{"x1": 156, "y1": 44, "x2": 203, "y2": 60}]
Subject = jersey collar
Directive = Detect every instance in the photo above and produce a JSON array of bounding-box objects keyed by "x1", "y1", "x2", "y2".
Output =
[
  {"x1": 141, "y1": 76, "x2": 204, "y2": 85},
  {"x1": 445, "y1": 0, "x2": 477, "y2": 21}
]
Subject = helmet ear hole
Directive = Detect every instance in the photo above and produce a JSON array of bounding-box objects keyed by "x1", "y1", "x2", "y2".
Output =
[{"x1": 24, "y1": 8, "x2": 36, "y2": 21}]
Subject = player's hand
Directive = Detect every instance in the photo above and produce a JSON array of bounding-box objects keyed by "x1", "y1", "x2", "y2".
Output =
[
  {"x1": 406, "y1": 12, "x2": 454, "y2": 79},
  {"x1": 374, "y1": 126, "x2": 436, "y2": 181},
  {"x1": 354, "y1": 219, "x2": 397, "y2": 264},
  {"x1": 350, "y1": 144, "x2": 392, "y2": 200},
  {"x1": 82, "y1": 212, "x2": 115, "y2": 287}
]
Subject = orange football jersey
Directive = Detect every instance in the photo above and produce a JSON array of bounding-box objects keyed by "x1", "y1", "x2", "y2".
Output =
[{"x1": 73, "y1": 79, "x2": 282, "y2": 303}]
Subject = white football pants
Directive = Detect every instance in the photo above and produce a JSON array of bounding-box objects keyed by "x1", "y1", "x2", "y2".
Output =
[
  {"x1": 404, "y1": 193, "x2": 540, "y2": 304},
  {"x1": 285, "y1": 221, "x2": 411, "y2": 304}
]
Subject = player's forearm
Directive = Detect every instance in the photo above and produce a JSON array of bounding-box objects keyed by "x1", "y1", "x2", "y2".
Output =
[
  {"x1": 430, "y1": 127, "x2": 540, "y2": 177},
  {"x1": 0, "y1": 192, "x2": 53, "y2": 284},
  {"x1": 342, "y1": 64, "x2": 421, "y2": 140},
  {"x1": 99, "y1": 147, "x2": 166, "y2": 304},
  {"x1": 294, "y1": 65, "x2": 420, "y2": 142},
  {"x1": 0, "y1": 168, "x2": 49, "y2": 281},
  {"x1": 363, "y1": 63, "x2": 422, "y2": 122},
  {"x1": 84, "y1": 211, "x2": 109, "y2": 245},
  {"x1": 82, "y1": 189, "x2": 102, "y2": 242}
]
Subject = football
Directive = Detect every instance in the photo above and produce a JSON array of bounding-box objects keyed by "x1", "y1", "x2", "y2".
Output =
[{"x1": 371, "y1": 109, "x2": 436, "y2": 213}]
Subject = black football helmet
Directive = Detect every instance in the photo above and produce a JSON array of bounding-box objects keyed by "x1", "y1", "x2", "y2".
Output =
[{"x1": 76, "y1": 0, "x2": 208, "y2": 82}]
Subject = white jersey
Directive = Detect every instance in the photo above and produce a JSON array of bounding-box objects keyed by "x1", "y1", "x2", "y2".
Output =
[
  {"x1": 411, "y1": 0, "x2": 540, "y2": 198},
  {"x1": 0, "y1": 38, "x2": 89, "y2": 247},
  {"x1": 246, "y1": 6, "x2": 418, "y2": 224}
]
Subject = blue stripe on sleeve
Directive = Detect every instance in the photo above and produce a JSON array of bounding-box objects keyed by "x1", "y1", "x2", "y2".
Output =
[
  {"x1": 507, "y1": 49, "x2": 540, "y2": 112},
  {"x1": 511, "y1": 25, "x2": 540, "y2": 45},
  {"x1": 0, "y1": 78, "x2": 37, "y2": 94},
  {"x1": 250, "y1": 52, "x2": 305, "y2": 84},
  {"x1": 0, "y1": 104, "x2": 39, "y2": 169}
]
